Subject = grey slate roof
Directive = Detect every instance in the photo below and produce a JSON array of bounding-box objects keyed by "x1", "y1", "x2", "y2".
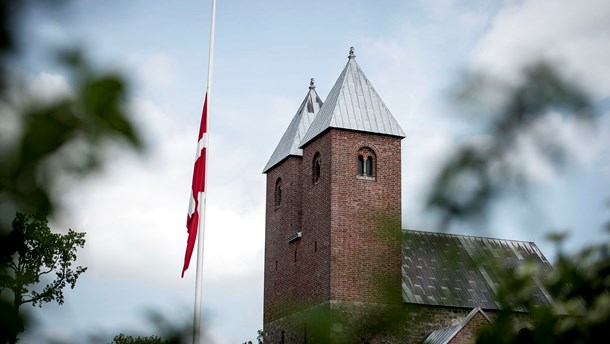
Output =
[
  {"x1": 402, "y1": 230, "x2": 553, "y2": 310},
  {"x1": 424, "y1": 308, "x2": 492, "y2": 344},
  {"x1": 263, "y1": 80, "x2": 323, "y2": 173},
  {"x1": 299, "y1": 48, "x2": 405, "y2": 147}
]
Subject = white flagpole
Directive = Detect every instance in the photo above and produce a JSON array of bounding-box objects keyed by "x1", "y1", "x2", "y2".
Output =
[{"x1": 193, "y1": 0, "x2": 216, "y2": 343}]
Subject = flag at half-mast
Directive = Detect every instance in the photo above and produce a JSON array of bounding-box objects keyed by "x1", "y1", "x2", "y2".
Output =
[{"x1": 182, "y1": 93, "x2": 208, "y2": 278}]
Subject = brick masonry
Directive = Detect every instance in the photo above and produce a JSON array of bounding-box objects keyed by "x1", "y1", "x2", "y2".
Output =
[
  {"x1": 264, "y1": 301, "x2": 532, "y2": 344},
  {"x1": 324, "y1": 129, "x2": 402, "y2": 305},
  {"x1": 264, "y1": 128, "x2": 403, "y2": 325}
]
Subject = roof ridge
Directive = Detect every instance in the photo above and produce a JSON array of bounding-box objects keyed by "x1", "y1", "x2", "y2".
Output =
[
  {"x1": 439, "y1": 308, "x2": 492, "y2": 344},
  {"x1": 263, "y1": 81, "x2": 323, "y2": 173},
  {"x1": 299, "y1": 48, "x2": 405, "y2": 148},
  {"x1": 402, "y1": 228, "x2": 537, "y2": 245},
  {"x1": 460, "y1": 307, "x2": 492, "y2": 326}
]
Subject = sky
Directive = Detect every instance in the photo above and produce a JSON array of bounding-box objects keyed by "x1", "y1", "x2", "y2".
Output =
[{"x1": 11, "y1": 0, "x2": 610, "y2": 343}]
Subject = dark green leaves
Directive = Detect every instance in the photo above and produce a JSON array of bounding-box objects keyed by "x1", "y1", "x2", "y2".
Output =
[{"x1": 0, "y1": 213, "x2": 87, "y2": 309}]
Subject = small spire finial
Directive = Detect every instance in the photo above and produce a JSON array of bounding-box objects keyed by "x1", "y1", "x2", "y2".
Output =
[
  {"x1": 309, "y1": 78, "x2": 315, "y2": 89},
  {"x1": 348, "y1": 47, "x2": 355, "y2": 59}
]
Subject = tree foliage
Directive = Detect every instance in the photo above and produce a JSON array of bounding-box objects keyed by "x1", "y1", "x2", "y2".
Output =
[
  {"x1": 110, "y1": 333, "x2": 174, "y2": 344},
  {"x1": 0, "y1": 0, "x2": 142, "y2": 234},
  {"x1": 0, "y1": 213, "x2": 87, "y2": 309},
  {"x1": 477, "y1": 232, "x2": 610, "y2": 343},
  {"x1": 427, "y1": 62, "x2": 608, "y2": 343},
  {"x1": 0, "y1": 47, "x2": 142, "y2": 228},
  {"x1": 427, "y1": 62, "x2": 594, "y2": 228},
  {"x1": 0, "y1": 0, "x2": 142, "y2": 341}
]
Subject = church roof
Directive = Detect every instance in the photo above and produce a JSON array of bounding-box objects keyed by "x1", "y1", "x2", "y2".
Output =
[
  {"x1": 299, "y1": 48, "x2": 405, "y2": 147},
  {"x1": 424, "y1": 308, "x2": 492, "y2": 344},
  {"x1": 402, "y1": 230, "x2": 553, "y2": 310},
  {"x1": 263, "y1": 79, "x2": 324, "y2": 173}
]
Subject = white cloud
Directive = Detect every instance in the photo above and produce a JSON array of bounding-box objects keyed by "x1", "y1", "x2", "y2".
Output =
[
  {"x1": 470, "y1": 0, "x2": 610, "y2": 98},
  {"x1": 48, "y1": 98, "x2": 186, "y2": 284},
  {"x1": 23, "y1": 71, "x2": 72, "y2": 105},
  {"x1": 354, "y1": 3, "x2": 498, "y2": 231},
  {"x1": 402, "y1": 133, "x2": 455, "y2": 229},
  {"x1": 51, "y1": 94, "x2": 267, "y2": 292},
  {"x1": 482, "y1": 111, "x2": 603, "y2": 186},
  {"x1": 126, "y1": 52, "x2": 179, "y2": 93},
  {"x1": 0, "y1": 71, "x2": 72, "y2": 164},
  {"x1": 416, "y1": 0, "x2": 491, "y2": 38},
  {"x1": 0, "y1": 104, "x2": 19, "y2": 148},
  {"x1": 464, "y1": 0, "x2": 610, "y2": 188}
]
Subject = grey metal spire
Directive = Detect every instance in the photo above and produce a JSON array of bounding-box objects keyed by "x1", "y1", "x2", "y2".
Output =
[
  {"x1": 299, "y1": 48, "x2": 405, "y2": 147},
  {"x1": 263, "y1": 79, "x2": 324, "y2": 173}
]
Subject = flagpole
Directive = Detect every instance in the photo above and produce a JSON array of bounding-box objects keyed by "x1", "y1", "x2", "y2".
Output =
[{"x1": 193, "y1": 0, "x2": 216, "y2": 343}]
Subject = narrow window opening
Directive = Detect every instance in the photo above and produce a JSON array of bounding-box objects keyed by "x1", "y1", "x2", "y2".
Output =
[
  {"x1": 312, "y1": 153, "x2": 321, "y2": 184},
  {"x1": 274, "y1": 178, "x2": 282, "y2": 207},
  {"x1": 366, "y1": 156, "x2": 373, "y2": 177},
  {"x1": 314, "y1": 241, "x2": 317, "y2": 252},
  {"x1": 358, "y1": 155, "x2": 364, "y2": 175},
  {"x1": 275, "y1": 260, "x2": 278, "y2": 271}
]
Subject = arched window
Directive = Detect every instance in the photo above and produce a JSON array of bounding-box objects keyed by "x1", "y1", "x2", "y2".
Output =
[
  {"x1": 275, "y1": 178, "x2": 282, "y2": 207},
  {"x1": 357, "y1": 147, "x2": 376, "y2": 180},
  {"x1": 312, "y1": 153, "x2": 321, "y2": 184}
]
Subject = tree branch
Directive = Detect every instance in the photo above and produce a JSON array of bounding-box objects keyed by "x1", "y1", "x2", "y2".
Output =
[{"x1": 7, "y1": 259, "x2": 19, "y2": 272}]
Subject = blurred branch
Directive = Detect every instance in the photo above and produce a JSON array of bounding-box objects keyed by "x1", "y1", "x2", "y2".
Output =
[
  {"x1": 0, "y1": 1, "x2": 143, "y2": 342},
  {"x1": 1, "y1": 48, "x2": 143, "y2": 226},
  {"x1": 427, "y1": 61, "x2": 609, "y2": 343},
  {"x1": 427, "y1": 62, "x2": 595, "y2": 229}
]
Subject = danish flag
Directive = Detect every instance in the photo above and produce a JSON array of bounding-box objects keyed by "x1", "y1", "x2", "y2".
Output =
[{"x1": 182, "y1": 93, "x2": 208, "y2": 277}]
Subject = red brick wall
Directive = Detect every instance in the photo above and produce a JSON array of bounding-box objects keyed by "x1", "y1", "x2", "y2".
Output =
[
  {"x1": 264, "y1": 128, "x2": 403, "y2": 324},
  {"x1": 264, "y1": 155, "x2": 308, "y2": 323},
  {"x1": 264, "y1": 131, "x2": 334, "y2": 323},
  {"x1": 296, "y1": 130, "x2": 333, "y2": 310},
  {"x1": 328, "y1": 129, "x2": 403, "y2": 304}
]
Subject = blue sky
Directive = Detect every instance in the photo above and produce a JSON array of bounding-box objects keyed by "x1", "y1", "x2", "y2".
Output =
[{"x1": 11, "y1": 0, "x2": 610, "y2": 343}]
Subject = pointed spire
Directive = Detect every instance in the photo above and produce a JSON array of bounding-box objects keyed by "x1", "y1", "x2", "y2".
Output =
[
  {"x1": 263, "y1": 79, "x2": 324, "y2": 173},
  {"x1": 299, "y1": 49, "x2": 405, "y2": 147}
]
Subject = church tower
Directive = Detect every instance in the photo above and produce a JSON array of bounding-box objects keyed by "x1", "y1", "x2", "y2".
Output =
[{"x1": 263, "y1": 48, "x2": 405, "y2": 342}]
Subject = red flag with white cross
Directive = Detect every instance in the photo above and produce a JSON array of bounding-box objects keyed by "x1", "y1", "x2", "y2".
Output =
[{"x1": 182, "y1": 93, "x2": 208, "y2": 278}]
